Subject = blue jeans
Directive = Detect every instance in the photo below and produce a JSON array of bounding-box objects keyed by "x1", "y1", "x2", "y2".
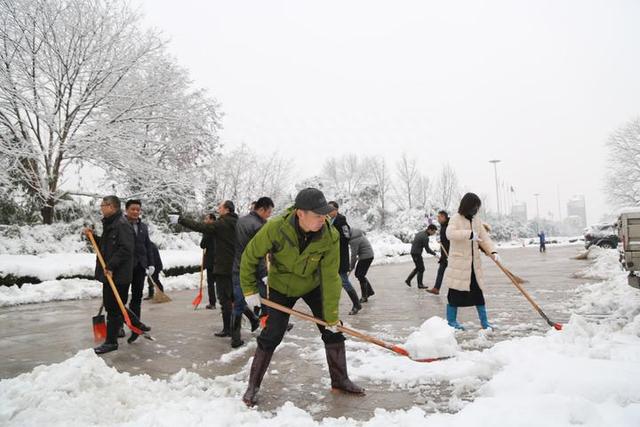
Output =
[
  {"x1": 340, "y1": 272, "x2": 356, "y2": 294},
  {"x1": 233, "y1": 272, "x2": 266, "y2": 316}
]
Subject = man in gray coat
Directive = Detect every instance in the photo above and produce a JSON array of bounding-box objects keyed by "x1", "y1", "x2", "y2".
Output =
[
  {"x1": 230, "y1": 197, "x2": 274, "y2": 348},
  {"x1": 405, "y1": 224, "x2": 438, "y2": 288},
  {"x1": 349, "y1": 228, "x2": 376, "y2": 303}
]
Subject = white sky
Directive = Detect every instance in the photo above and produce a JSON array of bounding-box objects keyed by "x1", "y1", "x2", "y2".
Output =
[{"x1": 139, "y1": 0, "x2": 640, "y2": 223}]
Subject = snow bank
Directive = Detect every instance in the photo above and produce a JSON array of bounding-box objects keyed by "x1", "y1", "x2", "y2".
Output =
[
  {"x1": 0, "y1": 250, "x2": 202, "y2": 284},
  {"x1": 0, "y1": 221, "x2": 201, "y2": 255},
  {"x1": 0, "y1": 273, "x2": 201, "y2": 307},
  {"x1": 403, "y1": 317, "x2": 459, "y2": 360}
]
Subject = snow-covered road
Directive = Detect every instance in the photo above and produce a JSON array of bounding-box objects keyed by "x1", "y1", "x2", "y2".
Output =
[{"x1": 1, "y1": 245, "x2": 639, "y2": 426}]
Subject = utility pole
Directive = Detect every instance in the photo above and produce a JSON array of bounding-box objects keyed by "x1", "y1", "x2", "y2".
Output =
[{"x1": 489, "y1": 160, "x2": 501, "y2": 215}]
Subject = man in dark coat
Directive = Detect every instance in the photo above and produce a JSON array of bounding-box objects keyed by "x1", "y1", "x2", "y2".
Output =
[
  {"x1": 200, "y1": 213, "x2": 217, "y2": 309},
  {"x1": 124, "y1": 199, "x2": 155, "y2": 343},
  {"x1": 328, "y1": 201, "x2": 362, "y2": 315},
  {"x1": 429, "y1": 210, "x2": 449, "y2": 295},
  {"x1": 406, "y1": 224, "x2": 438, "y2": 288},
  {"x1": 88, "y1": 195, "x2": 149, "y2": 355},
  {"x1": 172, "y1": 200, "x2": 238, "y2": 337},
  {"x1": 230, "y1": 196, "x2": 274, "y2": 348}
]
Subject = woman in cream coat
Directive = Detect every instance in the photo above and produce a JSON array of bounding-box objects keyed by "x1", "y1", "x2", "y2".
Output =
[{"x1": 444, "y1": 193, "x2": 500, "y2": 329}]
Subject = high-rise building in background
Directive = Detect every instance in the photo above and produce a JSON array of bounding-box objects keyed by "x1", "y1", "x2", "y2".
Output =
[
  {"x1": 566, "y1": 195, "x2": 587, "y2": 229},
  {"x1": 511, "y1": 202, "x2": 527, "y2": 222}
]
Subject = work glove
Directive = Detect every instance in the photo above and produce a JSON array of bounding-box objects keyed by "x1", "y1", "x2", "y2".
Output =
[
  {"x1": 146, "y1": 266, "x2": 155, "y2": 276},
  {"x1": 244, "y1": 293, "x2": 261, "y2": 309},
  {"x1": 325, "y1": 320, "x2": 343, "y2": 333},
  {"x1": 168, "y1": 214, "x2": 180, "y2": 225},
  {"x1": 491, "y1": 252, "x2": 500, "y2": 262}
]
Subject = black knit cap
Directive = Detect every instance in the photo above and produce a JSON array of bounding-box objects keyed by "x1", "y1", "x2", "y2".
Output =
[{"x1": 294, "y1": 188, "x2": 334, "y2": 215}]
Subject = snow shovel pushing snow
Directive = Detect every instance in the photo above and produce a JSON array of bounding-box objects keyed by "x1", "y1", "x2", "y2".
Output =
[
  {"x1": 85, "y1": 229, "x2": 153, "y2": 340},
  {"x1": 192, "y1": 249, "x2": 206, "y2": 310},
  {"x1": 260, "y1": 298, "x2": 451, "y2": 363},
  {"x1": 493, "y1": 259, "x2": 563, "y2": 330},
  {"x1": 92, "y1": 304, "x2": 107, "y2": 342},
  {"x1": 147, "y1": 273, "x2": 171, "y2": 304}
]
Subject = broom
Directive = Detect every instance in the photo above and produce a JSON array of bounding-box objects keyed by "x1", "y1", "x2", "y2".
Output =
[
  {"x1": 147, "y1": 273, "x2": 171, "y2": 303},
  {"x1": 92, "y1": 304, "x2": 107, "y2": 342}
]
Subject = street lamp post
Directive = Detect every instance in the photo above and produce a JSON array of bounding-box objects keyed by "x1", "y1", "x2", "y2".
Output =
[{"x1": 489, "y1": 160, "x2": 501, "y2": 215}]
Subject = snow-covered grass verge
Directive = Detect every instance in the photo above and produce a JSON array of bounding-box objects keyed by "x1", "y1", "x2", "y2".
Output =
[
  {"x1": 1, "y1": 249, "x2": 639, "y2": 426},
  {"x1": 0, "y1": 250, "x2": 202, "y2": 284},
  {"x1": 0, "y1": 220, "x2": 201, "y2": 255},
  {"x1": 0, "y1": 273, "x2": 201, "y2": 308}
]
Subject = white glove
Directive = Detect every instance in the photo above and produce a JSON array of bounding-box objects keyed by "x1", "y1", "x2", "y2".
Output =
[
  {"x1": 491, "y1": 252, "x2": 500, "y2": 262},
  {"x1": 146, "y1": 266, "x2": 155, "y2": 276},
  {"x1": 471, "y1": 231, "x2": 482, "y2": 242},
  {"x1": 244, "y1": 293, "x2": 261, "y2": 309},
  {"x1": 168, "y1": 214, "x2": 180, "y2": 225},
  {"x1": 325, "y1": 321, "x2": 343, "y2": 333}
]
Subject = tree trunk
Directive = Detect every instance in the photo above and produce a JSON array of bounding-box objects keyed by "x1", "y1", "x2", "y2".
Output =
[{"x1": 41, "y1": 200, "x2": 55, "y2": 224}]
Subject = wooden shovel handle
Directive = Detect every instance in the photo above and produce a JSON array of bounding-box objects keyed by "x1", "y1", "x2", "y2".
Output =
[
  {"x1": 260, "y1": 298, "x2": 404, "y2": 354},
  {"x1": 493, "y1": 259, "x2": 554, "y2": 326}
]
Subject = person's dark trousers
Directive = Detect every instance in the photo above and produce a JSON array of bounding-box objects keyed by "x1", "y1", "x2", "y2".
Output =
[
  {"x1": 434, "y1": 259, "x2": 448, "y2": 290},
  {"x1": 215, "y1": 274, "x2": 233, "y2": 334},
  {"x1": 354, "y1": 258, "x2": 374, "y2": 300},
  {"x1": 147, "y1": 271, "x2": 164, "y2": 297},
  {"x1": 408, "y1": 254, "x2": 426, "y2": 286},
  {"x1": 339, "y1": 272, "x2": 362, "y2": 311},
  {"x1": 103, "y1": 281, "x2": 130, "y2": 344},
  {"x1": 129, "y1": 265, "x2": 146, "y2": 320},
  {"x1": 258, "y1": 286, "x2": 345, "y2": 352},
  {"x1": 206, "y1": 267, "x2": 217, "y2": 306},
  {"x1": 540, "y1": 244, "x2": 546, "y2": 253}
]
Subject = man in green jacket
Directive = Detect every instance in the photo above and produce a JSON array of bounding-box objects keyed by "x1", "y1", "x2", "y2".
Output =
[{"x1": 240, "y1": 188, "x2": 365, "y2": 407}]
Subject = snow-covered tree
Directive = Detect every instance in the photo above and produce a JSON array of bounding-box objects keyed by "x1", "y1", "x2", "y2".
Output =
[
  {"x1": 202, "y1": 144, "x2": 292, "y2": 215},
  {"x1": 0, "y1": 0, "x2": 221, "y2": 223},
  {"x1": 605, "y1": 117, "x2": 640, "y2": 207},
  {"x1": 433, "y1": 163, "x2": 460, "y2": 212},
  {"x1": 395, "y1": 153, "x2": 419, "y2": 209}
]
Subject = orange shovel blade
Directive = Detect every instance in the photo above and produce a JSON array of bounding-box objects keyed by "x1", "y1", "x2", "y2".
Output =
[{"x1": 191, "y1": 290, "x2": 203, "y2": 309}]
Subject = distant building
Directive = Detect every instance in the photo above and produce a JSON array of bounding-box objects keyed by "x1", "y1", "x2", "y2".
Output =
[
  {"x1": 511, "y1": 202, "x2": 527, "y2": 222},
  {"x1": 567, "y1": 195, "x2": 587, "y2": 229}
]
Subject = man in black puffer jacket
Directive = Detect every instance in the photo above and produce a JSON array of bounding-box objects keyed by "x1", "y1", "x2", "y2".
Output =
[
  {"x1": 173, "y1": 201, "x2": 238, "y2": 338},
  {"x1": 89, "y1": 195, "x2": 149, "y2": 355}
]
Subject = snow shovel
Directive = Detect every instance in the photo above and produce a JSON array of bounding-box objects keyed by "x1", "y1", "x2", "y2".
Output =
[
  {"x1": 192, "y1": 249, "x2": 206, "y2": 310},
  {"x1": 493, "y1": 259, "x2": 563, "y2": 330},
  {"x1": 260, "y1": 298, "x2": 451, "y2": 363},
  {"x1": 92, "y1": 304, "x2": 107, "y2": 342},
  {"x1": 147, "y1": 273, "x2": 171, "y2": 303},
  {"x1": 85, "y1": 229, "x2": 151, "y2": 339}
]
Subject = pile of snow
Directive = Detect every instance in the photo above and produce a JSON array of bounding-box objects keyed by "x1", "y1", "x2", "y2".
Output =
[
  {"x1": 1, "y1": 249, "x2": 640, "y2": 425},
  {"x1": 403, "y1": 317, "x2": 459, "y2": 360},
  {"x1": 572, "y1": 248, "x2": 621, "y2": 280},
  {"x1": 0, "y1": 273, "x2": 202, "y2": 307}
]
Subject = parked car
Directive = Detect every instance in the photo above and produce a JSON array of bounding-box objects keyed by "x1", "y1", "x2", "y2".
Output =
[{"x1": 584, "y1": 224, "x2": 619, "y2": 249}]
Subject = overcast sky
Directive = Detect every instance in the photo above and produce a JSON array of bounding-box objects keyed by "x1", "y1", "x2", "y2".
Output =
[{"x1": 139, "y1": 0, "x2": 640, "y2": 223}]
